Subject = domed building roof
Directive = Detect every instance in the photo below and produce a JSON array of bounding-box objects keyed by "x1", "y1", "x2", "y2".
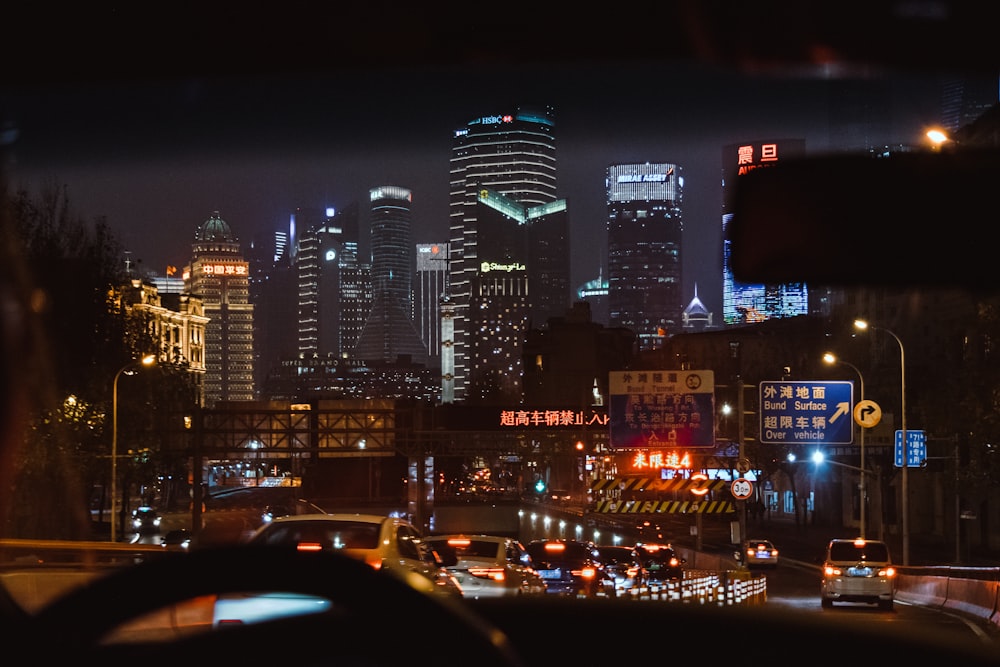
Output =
[{"x1": 195, "y1": 211, "x2": 235, "y2": 242}]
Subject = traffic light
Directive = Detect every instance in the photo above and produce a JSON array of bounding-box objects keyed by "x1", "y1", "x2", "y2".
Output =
[{"x1": 534, "y1": 479, "x2": 547, "y2": 494}]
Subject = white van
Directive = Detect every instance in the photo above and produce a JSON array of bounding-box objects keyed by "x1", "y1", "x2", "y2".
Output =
[{"x1": 821, "y1": 538, "x2": 896, "y2": 610}]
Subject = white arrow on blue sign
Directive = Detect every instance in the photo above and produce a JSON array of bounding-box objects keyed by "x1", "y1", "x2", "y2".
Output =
[
  {"x1": 758, "y1": 381, "x2": 854, "y2": 445},
  {"x1": 894, "y1": 430, "x2": 926, "y2": 468}
]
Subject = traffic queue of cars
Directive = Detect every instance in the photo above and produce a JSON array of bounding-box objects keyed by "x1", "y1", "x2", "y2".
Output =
[
  {"x1": 523, "y1": 539, "x2": 688, "y2": 600},
  {"x1": 212, "y1": 513, "x2": 464, "y2": 626},
  {"x1": 213, "y1": 514, "x2": 693, "y2": 622},
  {"x1": 422, "y1": 534, "x2": 547, "y2": 599}
]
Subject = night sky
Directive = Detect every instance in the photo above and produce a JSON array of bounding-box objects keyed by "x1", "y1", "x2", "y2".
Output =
[{"x1": 1, "y1": 59, "x2": 943, "y2": 320}]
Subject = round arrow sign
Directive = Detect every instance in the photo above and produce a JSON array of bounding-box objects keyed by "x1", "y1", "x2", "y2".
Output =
[
  {"x1": 731, "y1": 478, "x2": 753, "y2": 499},
  {"x1": 853, "y1": 399, "x2": 882, "y2": 428}
]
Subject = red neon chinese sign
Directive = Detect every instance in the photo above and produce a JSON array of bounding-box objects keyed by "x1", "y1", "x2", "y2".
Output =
[{"x1": 630, "y1": 450, "x2": 692, "y2": 471}]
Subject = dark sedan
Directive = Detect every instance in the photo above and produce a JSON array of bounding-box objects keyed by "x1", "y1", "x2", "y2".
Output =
[
  {"x1": 635, "y1": 543, "x2": 685, "y2": 598},
  {"x1": 525, "y1": 539, "x2": 612, "y2": 598}
]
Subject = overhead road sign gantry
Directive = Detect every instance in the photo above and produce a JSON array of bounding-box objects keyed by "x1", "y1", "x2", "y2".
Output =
[{"x1": 759, "y1": 381, "x2": 854, "y2": 445}]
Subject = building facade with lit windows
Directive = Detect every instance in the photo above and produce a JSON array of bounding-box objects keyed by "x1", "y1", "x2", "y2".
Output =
[
  {"x1": 290, "y1": 203, "x2": 369, "y2": 361},
  {"x1": 463, "y1": 188, "x2": 569, "y2": 404},
  {"x1": 247, "y1": 227, "x2": 296, "y2": 392},
  {"x1": 122, "y1": 279, "x2": 208, "y2": 377},
  {"x1": 721, "y1": 140, "x2": 809, "y2": 325},
  {"x1": 447, "y1": 105, "x2": 563, "y2": 403},
  {"x1": 184, "y1": 211, "x2": 255, "y2": 406},
  {"x1": 606, "y1": 162, "x2": 684, "y2": 350},
  {"x1": 354, "y1": 186, "x2": 428, "y2": 366},
  {"x1": 415, "y1": 243, "x2": 449, "y2": 369}
]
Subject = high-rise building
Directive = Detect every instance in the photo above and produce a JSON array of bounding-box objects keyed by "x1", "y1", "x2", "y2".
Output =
[
  {"x1": 354, "y1": 186, "x2": 428, "y2": 365},
  {"x1": 293, "y1": 204, "x2": 364, "y2": 359},
  {"x1": 368, "y1": 186, "x2": 413, "y2": 318},
  {"x1": 576, "y1": 267, "x2": 608, "y2": 326},
  {"x1": 247, "y1": 227, "x2": 296, "y2": 391},
  {"x1": 721, "y1": 140, "x2": 809, "y2": 324},
  {"x1": 447, "y1": 105, "x2": 565, "y2": 403},
  {"x1": 606, "y1": 162, "x2": 684, "y2": 350},
  {"x1": 941, "y1": 75, "x2": 999, "y2": 134},
  {"x1": 184, "y1": 211, "x2": 255, "y2": 406},
  {"x1": 415, "y1": 242, "x2": 449, "y2": 368}
]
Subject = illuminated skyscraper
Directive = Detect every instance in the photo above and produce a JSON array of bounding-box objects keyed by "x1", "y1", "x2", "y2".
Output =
[
  {"x1": 294, "y1": 204, "x2": 363, "y2": 357},
  {"x1": 185, "y1": 211, "x2": 255, "y2": 406},
  {"x1": 606, "y1": 162, "x2": 683, "y2": 350},
  {"x1": 415, "y1": 242, "x2": 449, "y2": 368},
  {"x1": 721, "y1": 140, "x2": 809, "y2": 325},
  {"x1": 354, "y1": 186, "x2": 427, "y2": 365},
  {"x1": 447, "y1": 105, "x2": 567, "y2": 403}
]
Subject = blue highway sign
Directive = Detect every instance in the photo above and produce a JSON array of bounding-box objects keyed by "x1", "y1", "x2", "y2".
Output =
[
  {"x1": 894, "y1": 430, "x2": 927, "y2": 468},
  {"x1": 759, "y1": 381, "x2": 854, "y2": 445}
]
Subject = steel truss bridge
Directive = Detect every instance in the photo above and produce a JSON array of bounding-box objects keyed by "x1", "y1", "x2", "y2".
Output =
[{"x1": 186, "y1": 400, "x2": 609, "y2": 461}]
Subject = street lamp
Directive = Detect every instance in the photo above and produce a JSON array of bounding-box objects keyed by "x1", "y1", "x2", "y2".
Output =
[
  {"x1": 803, "y1": 450, "x2": 878, "y2": 478},
  {"x1": 111, "y1": 354, "x2": 156, "y2": 542},
  {"x1": 854, "y1": 319, "x2": 908, "y2": 564},
  {"x1": 823, "y1": 352, "x2": 865, "y2": 539},
  {"x1": 823, "y1": 352, "x2": 867, "y2": 538}
]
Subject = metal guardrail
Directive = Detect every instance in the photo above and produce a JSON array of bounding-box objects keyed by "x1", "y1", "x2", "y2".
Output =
[{"x1": 0, "y1": 538, "x2": 184, "y2": 564}]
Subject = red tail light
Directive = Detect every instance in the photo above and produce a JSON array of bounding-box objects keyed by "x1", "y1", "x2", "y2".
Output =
[{"x1": 468, "y1": 567, "x2": 506, "y2": 582}]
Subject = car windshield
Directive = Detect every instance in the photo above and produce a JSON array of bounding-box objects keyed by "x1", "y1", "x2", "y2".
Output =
[{"x1": 3, "y1": 4, "x2": 1000, "y2": 666}]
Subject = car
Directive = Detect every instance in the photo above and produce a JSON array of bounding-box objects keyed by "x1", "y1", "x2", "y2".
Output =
[
  {"x1": 524, "y1": 539, "x2": 613, "y2": 598},
  {"x1": 821, "y1": 538, "x2": 896, "y2": 610},
  {"x1": 245, "y1": 513, "x2": 462, "y2": 595},
  {"x1": 128, "y1": 506, "x2": 163, "y2": 544},
  {"x1": 594, "y1": 544, "x2": 647, "y2": 599},
  {"x1": 160, "y1": 529, "x2": 192, "y2": 551},
  {"x1": 423, "y1": 534, "x2": 547, "y2": 598},
  {"x1": 213, "y1": 513, "x2": 463, "y2": 625},
  {"x1": 743, "y1": 539, "x2": 779, "y2": 569},
  {"x1": 131, "y1": 506, "x2": 162, "y2": 535},
  {"x1": 259, "y1": 498, "x2": 328, "y2": 524},
  {"x1": 635, "y1": 543, "x2": 685, "y2": 598}
]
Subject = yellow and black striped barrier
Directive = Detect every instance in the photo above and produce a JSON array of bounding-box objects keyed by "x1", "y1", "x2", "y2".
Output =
[{"x1": 592, "y1": 499, "x2": 735, "y2": 514}]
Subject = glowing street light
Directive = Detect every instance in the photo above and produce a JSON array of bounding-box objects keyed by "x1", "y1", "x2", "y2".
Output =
[
  {"x1": 111, "y1": 354, "x2": 156, "y2": 542},
  {"x1": 854, "y1": 319, "x2": 908, "y2": 565},
  {"x1": 926, "y1": 128, "x2": 950, "y2": 150},
  {"x1": 823, "y1": 352, "x2": 867, "y2": 538}
]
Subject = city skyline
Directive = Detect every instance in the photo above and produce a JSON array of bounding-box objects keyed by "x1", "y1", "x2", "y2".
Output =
[{"x1": 2, "y1": 61, "x2": 945, "y2": 320}]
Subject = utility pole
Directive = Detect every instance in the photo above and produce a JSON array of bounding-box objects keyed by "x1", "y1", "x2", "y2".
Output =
[{"x1": 737, "y1": 376, "x2": 747, "y2": 561}]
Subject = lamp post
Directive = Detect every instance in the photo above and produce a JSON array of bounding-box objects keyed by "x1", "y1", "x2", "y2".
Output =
[
  {"x1": 823, "y1": 352, "x2": 866, "y2": 538},
  {"x1": 111, "y1": 354, "x2": 155, "y2": 542},
  {"x1": 854, "y1": 319, "x2": 907, "y2": 564}
]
